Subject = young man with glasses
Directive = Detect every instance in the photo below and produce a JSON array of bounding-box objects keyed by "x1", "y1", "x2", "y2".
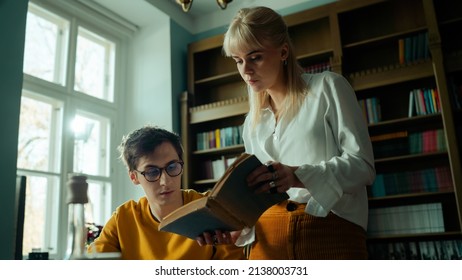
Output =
[{"x1": 88, "y1": 125, "x2": 245, "y2": 259}]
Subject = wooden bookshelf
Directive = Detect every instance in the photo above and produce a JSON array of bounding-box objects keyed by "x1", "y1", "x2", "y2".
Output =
[{"x1": 181, "y1": 0, "x2": 462, "y2": 259}]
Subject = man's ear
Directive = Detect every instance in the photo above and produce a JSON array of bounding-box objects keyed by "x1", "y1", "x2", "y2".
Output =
[{"x1": 129, "y1": 170, "x2": 140, "y2": 185}]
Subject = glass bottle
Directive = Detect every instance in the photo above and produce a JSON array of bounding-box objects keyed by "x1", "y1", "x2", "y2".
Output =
[{"x1": 64, "y1": 174, "x2": 88, "y2": 260}]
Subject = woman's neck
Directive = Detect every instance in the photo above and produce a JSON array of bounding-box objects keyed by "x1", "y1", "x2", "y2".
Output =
[{"x1": 267, "y1": 89, "x2": 286, "y2": 121}]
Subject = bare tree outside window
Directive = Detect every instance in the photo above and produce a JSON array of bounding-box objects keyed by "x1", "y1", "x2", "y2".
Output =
[
  {"x1": 18, "y1": 96, "x2": 54, "y2": 171},
  {"x1": 75, "y1": 28, "x2": 115, "y2": 102},
  {"x1": 17, "y1": 1, "x2": 119, "y2": 259},
  {"x1": 17, "y1": 94, "x2": 62, "y2": 255},
  {"x1": 23, "y1": 4, "x2": 68, "y2": 84}
]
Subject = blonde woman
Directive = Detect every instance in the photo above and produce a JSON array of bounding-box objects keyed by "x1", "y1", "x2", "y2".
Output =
[{"x1": 200, "y1": 6, "x2": 376, "y2": 260}]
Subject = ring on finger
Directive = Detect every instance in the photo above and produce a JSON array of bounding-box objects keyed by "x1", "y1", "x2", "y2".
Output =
[
  {"x1": 265, "y1": 162, "x2": 275, "y2": 173},
  {"x1": 269, "y1": 180, "x2": 276, "y2": 188}
]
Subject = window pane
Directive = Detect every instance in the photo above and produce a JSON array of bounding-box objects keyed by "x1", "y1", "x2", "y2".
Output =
[
  {"x1": 23, "y1": 3, "x2": 68, "y2": 84},
  {"x1": 86, "y1": 181, "x2": 112, "y2": 226},
  {"x1": 73, "y1": 113, "x2": 110, "y2": 176},
  {"x1": 20, "y1": 1, "x2": 120, "y2": 259},
  {"x1": 75, "y1": 27, "x2": 115, "y2": 102},
  {"x1": 22, "y1": 175, "x2": 59, "y2": 256},
  {"x1": 17, "y1": 94, "x2": 62, "y2": 172}
]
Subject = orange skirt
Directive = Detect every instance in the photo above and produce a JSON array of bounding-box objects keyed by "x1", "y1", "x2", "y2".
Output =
[{"x1": 249, "y1": 200, "x2": 368, "y2": 260}]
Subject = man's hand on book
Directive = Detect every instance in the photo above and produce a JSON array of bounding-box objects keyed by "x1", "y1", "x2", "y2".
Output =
[{"x1": 196, "y1": 230, "x2": 242, "y2": 246}]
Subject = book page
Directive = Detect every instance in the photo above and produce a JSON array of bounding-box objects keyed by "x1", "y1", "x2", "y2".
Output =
[
  {"x1": 211, "y1": 153, "x2": 288, "y2": 227},
  {"x1": 159, "y1": 198, "x2": 243, "y2": 239},
  {"x1": 159, "y1": 153, "x2": 288, "y2": 239}
]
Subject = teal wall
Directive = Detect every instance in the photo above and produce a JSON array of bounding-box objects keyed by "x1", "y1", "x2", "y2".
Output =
[
  {"x1": 170, "y1": 20, "x2": 194, "y2": 135},
  {"x1": 0, "y1": 0, "x2": 28, "y2": 260},
  {"x1": 191, "y1": 0, "x2": 339, "y2": 42}
]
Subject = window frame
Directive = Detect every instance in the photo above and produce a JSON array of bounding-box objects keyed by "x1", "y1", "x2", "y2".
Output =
[
  {"x1": 74, "y1": 26, "x2": 116, "y2": 102},
  {"x1": 18, "y1": 0, "x2": 133, "y2": 260},
  {"x1": 23, "y1": 3, "x2": 69, "y2": 85}
]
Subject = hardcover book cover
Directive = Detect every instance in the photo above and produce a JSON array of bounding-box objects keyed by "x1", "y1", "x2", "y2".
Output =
[{"x1": 158, "y1": 153, "x2": 289, "y2": 239}]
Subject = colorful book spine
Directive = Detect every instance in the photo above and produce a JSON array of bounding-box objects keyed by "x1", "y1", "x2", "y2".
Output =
[
  {"x1": 303, "y1": 61, "x2": 332, "y2": 74},
  {"x1": 398, "y1": 38, "x2": 405, "y2": 65},
  {"x1": 359, "y1": 97, "x2": 381, "y2": 124},
  {"x1": 368, "y1": 203, "x2": 445, "y2": 237},
  {"x1": 409, "y1": 87, "x2": 440, "y2": 117},
  {"x1": 401, "y1": 32, "x2": 430, "y2": 64},
  {"x1": 369, "y1": 166, "x2": 453, "y2": 198},
  {"x1": 409, "y1": 129, "x2": 446, "y2": 154},
  {"x1": 196, "y1": 125, "x2": 244, "y2": 151},
  {"x1": 368, "y1": 239, "x2": 462, "y2": 260}
]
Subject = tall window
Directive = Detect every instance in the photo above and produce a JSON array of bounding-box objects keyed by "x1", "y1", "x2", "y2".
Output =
[
  {"x1": 75, "y1": 27, "x2": 115, "y2": 102},
  {"x1": 23, "y1": 3, "x2": 68, "y2": 85},
  {"x1": 17, "y1": 1, "x2": 126, "y2": 259},
  {"x1": 17, "y1": 93, "x2": 62, "y2": 255},
  {"x1": 72, "y1": 112, "x2": 111, "y2": 176}
]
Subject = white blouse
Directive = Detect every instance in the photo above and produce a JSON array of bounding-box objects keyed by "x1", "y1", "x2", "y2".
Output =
[{"x1": 242, "y1": 71, "x2": 376, "y2": 232}]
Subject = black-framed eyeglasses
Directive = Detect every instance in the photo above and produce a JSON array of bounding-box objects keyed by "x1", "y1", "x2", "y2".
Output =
[{"x1": 135, "y1": 161, "x2": 184, "y2": 182}]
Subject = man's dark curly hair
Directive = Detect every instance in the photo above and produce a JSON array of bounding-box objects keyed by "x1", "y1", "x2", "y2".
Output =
[{"x1": 117, "y1": 125, "x2": 183, "y2": 171}]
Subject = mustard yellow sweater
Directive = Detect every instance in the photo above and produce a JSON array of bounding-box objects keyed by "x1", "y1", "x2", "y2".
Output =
[{"x1": 89, "y1": 189, "x2": 245, "y2": 260}]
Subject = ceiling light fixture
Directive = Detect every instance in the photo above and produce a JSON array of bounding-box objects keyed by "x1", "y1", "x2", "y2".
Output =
[
  {"x1": 176, "y1": 0, "x2": 193, "y2": 12},
  {"x1": 217, "y1": 0, "x2": 233, "y2": 10},
  {"x1": 176, "y1": 0, "x2": 233, "y2": 13}
]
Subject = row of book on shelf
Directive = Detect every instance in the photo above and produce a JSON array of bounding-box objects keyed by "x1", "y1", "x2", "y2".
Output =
[
  {"x1": 369, "y1": 166, "x2": 453, "y2": 198},
  {"x1": 367, "y1": 203, "x2": 444, "y2": 237},
  {"x1": 196, "y1": 125, "x2": 243, "y2": 151},
  {"x1": 368, "y1": 239, "x2": 462, "y2": 260},
  {"x1": 303, "y1": 62, "x2": 331, "y2": 74},
  {"x1": 358, "y1": 86, "x2": 441, "y2": 125},
  {"x1": 408, "y1": 87, "x2": 441, "y2": 117},
  {"x1": 398, "y1": 32, "x2": 430, "y2": 65},
  {"x1": 358, "y1": 97, "x2": 381, "y2": 124},
  {"x1": 201, "y1": 155, "x2": 239, "y2": 180},
  {"x1": 372, "y1": 128, "x2": 446, "y2": 159}
]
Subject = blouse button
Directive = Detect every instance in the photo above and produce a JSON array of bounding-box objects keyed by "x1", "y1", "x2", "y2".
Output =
[
  {"x1": 286, "y1": 202, "x2": 297, "y2": 212},
  {"x1": 273, "y1": 134, "x2": 278, "y2": 140}
]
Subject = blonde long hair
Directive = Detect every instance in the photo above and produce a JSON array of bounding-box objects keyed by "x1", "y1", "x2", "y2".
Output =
[{"x1": 222, "y1": 6, "x2": 307, "y2": 127}]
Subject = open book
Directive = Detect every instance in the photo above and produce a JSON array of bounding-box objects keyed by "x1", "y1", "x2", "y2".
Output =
[{"x1": 158, "y1": 153, "x2": 289, "y2": 239}]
